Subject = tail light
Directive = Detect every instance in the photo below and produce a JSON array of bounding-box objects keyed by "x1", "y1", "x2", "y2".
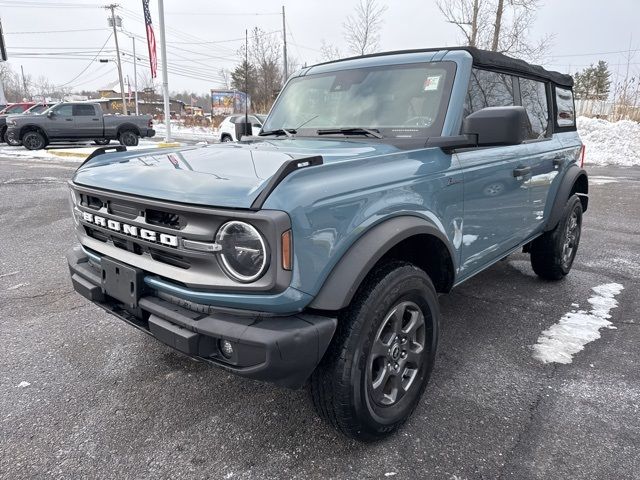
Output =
[{"x1": 579, "y1": 145, "x2": 585, "y2": 168}]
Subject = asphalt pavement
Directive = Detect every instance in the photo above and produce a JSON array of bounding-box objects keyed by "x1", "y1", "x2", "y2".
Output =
[{"x1": 0, "y1": 155, "x2": 638, "y2": 480}]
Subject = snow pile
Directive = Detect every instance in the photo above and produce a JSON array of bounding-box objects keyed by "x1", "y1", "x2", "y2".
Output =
[
  {"x1": 155, "y1": 122, "x2": 219, "y2": 142},
  {"x1": 532, "y1": 282, "x2": 624, "y2": 364},
  {"x1": 577, "y1": 116, "x2": 640, "y2": 166}
]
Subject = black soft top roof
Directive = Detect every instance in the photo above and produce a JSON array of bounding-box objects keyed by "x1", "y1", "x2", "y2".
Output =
[
  {"x1": 317, "y1": 46, "x2": 574, "y2": 88},
  {"x1": 463, "y1": 47, "x2": 573, "y2": 87}
]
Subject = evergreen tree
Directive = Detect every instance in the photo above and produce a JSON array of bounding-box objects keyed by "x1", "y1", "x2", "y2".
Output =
[{"x1": 574, "y1": 61, "x2": 611, "y2": 101}]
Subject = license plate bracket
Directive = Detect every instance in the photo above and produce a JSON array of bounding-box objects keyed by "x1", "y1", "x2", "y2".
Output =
[{"x1": 101, "y1": 257, "x2": 144, "y2": 308}]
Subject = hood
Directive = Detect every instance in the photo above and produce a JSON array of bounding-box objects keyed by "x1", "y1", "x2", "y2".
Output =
[{"x1": 72, "y1": 139, "x2": 400, "y2": 208}]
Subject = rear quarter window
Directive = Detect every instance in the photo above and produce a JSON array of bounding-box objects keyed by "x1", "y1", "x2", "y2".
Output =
[{"x1": 555, "y1": 87, "x2": 576, "y2": 127}]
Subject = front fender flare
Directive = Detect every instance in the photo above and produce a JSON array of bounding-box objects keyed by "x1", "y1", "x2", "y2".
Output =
[{"x1": 309, "y1": 215, "x2": 454, "y2": 311}]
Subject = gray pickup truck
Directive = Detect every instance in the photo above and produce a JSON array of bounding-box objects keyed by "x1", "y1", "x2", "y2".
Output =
[{"x1": 6, "y1": 102, "x2": 155, "y2": 150}]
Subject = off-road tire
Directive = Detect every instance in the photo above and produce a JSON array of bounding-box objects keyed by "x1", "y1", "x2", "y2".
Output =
[
  {"x1": 118, "y1": 130, "x2": 139, "y2": 146},
  {"x1": 311, "y1": 261, "x2": 439, "y2": 441},
  {"x1": 221, "y1": 135, "x2": 232, "y2": 142},
  {"x1": 530, "y1": 194, "x2": 583, "y2": 280},
  {"x1": 22, "y1": 131, "x2": 47, "y2": 150}
]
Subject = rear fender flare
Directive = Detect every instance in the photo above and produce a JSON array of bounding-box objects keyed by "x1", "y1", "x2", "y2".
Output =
[{"x1": 545, "y1": 165, "x2": 588, "y2": 232}]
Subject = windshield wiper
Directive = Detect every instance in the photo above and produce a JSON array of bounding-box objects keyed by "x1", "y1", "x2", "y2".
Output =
[
  {"x1": 316, "y1": 127, "x2": 383, "y2": 139},
  {"x1": 258, "y1": 128, "x2": 295, "y2": 138}
]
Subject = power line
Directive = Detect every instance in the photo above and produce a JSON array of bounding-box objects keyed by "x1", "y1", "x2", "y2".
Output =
[
  {"x1": 57, "y1": 33, "x2": 113, "y2": 88},
  {"x1": 6, "y1": 28, "x2": 110, "y2": 35}
]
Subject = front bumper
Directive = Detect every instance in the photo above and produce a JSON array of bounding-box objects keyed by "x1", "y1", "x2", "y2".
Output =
[{"x1": 67, "y1": 246, "x2": 336, "y2": 389}]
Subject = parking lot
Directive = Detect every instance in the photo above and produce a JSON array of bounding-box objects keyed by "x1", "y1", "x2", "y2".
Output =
[{"x1": 1, "y1": 155, "x2": 638, "y2": 480}]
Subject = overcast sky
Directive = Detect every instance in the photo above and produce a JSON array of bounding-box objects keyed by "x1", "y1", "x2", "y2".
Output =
[{"x1": 2, "y1": 0, "x2": 639, "y2": 94}]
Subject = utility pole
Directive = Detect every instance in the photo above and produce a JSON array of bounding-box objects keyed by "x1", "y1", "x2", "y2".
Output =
[
  {"x1": 20, "y1": 65, "x2": 28, "y2": 99},
  {"x1": 132, "y1": 35, "x2": 139, "y2": 115},
  {"x1": 157, "y1": 0, "x2": 171, "y2": 142},
  {"x1": 282, "y1": 6, "x2": 288, "y2": 80},
  {"x1": 122, "y1": 30, "x2": 140, "y2": 115},
  {"x1": 245, "y1": 29, "x2": 248, "y2": 130},
  {"x1": 105, "y1": 4, "x2": 127, "y2": 115}
]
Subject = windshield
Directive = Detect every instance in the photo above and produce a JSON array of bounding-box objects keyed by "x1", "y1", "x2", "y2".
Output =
[
  {"x1": 3, "y1": 105, "x2": 28, "y2": 114},
  {"x1": 26, "y1": 104, "x2": 48, "y2": 114},
  {"x1": 263, "y1": 61, "x2": 456, "y2": 139}
]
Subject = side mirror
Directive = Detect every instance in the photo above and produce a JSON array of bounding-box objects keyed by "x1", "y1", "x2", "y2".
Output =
[
  {"x1": 462, "y1": 106, "x2": 529, "y2": 147},
  {"x1": 47, "y1": 111, "x2": 54, "y2": 118}
]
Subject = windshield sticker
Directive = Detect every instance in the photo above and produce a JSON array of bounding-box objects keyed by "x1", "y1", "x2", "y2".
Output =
[{"x1": 423, "y1": 75, "x2": 441, "y2": 91}]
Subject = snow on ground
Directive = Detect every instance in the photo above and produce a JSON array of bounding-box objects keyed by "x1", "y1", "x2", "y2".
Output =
[
  {"x1": 577, "y1": 116, "x2": 640, "y2": 167},
  {"x1": 532, "y1": 282, "x2": 624, "y2": 364},
  {"x1": 154, "y1": 122, "x2": 219, "y2": 143},
  {"x1": 0, "y1": 145, "x2": 79, "y2": 162}
]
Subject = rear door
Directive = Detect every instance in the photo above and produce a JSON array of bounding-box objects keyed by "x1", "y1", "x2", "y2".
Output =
[
  {"x1": 519, "y1": 77, "x2": 562, "y2": 233},
  {"x1": 46, "y1": 103, "x2": 74, "y2": 138},
  {"x1": 72, "y1": 104, "x2": 102, "y2": 137},
  {"x1": 457, "y1": 69, "x2": 533, "y2": 278}
]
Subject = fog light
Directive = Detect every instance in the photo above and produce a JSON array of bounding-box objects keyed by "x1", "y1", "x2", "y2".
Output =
[{"x1": 219, "y1": 339, "x2": 234, "y2": 359}]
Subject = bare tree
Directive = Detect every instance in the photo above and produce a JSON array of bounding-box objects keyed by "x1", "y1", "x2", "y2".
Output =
[
  {"x1": 437, "y1": 0, "x2": 552, "y2": 62},
  {"x1": 319, "y1": 40, "x2": 342, "y2": 62},
  {"x1": 218, "y1": 68, "x2": 231, "y2": 89},
  {"x1": 343, "y1": 0, "x2": 388, "y2": 56}
]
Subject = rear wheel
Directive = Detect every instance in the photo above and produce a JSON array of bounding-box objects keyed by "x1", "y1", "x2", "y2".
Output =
[
  {"x1": 118, "y1": 130, "x2": 139, "y2": 146},
  {"x1": 221, "y1": 135, "x2": 232, "y2": 142},
  {"x1": 22, "y1": 131, "x2": 47, "y2": 150},
  {"x1": 93, "y1": 138, "x2": 110, "y2": 146},
  {"x1": 311, "y1": 261, "x2": 439, "y2": 441},
  {"x1": 530, "y1": 195, "x2": 583, "y2": 280}
]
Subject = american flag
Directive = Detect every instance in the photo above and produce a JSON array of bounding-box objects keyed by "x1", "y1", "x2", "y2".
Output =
[{"x1": 142, "y1": 0, "x2": 157, "y2": 78}]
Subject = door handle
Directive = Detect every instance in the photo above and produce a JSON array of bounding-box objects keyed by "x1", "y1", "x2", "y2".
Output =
[
  {"x1": 65, "y1": 118, "x2": 73, "y2": 121},
  {"x1": 92, "y1": 118, "x2": 100, "y2": 121},
  {"x1": 513, "y1": 166, "x2": 531, "y2": 177}
]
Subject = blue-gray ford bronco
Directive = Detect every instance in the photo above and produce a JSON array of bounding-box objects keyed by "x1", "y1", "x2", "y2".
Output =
[{"x1": 67, "y1": 47, "x2": 587, "y2": 441}]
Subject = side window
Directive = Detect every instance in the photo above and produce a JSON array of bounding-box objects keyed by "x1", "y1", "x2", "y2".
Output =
[
  {"x1": 464, "y1": 68, "x2": 515, "y2": 117},
  {"x1": 53, "y1": 104, "x2": 74, "y2": 116},
  {"x1": 73, "y1": 104, "x2": 96, "y2": 116},
  {"x1": 555, "y1": 87, "x2": 575, "y2": 127},
  {"x1": 520, "y1": 78, "x2": 549, "y2": 139}
]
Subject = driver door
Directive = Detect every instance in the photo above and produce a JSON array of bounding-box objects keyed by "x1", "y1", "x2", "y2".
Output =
[{"x1": 46, "y1": 104, "x2": 75, "y2": 138}]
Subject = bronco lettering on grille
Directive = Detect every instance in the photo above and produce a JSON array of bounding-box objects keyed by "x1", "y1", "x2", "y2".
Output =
[{"x1": 82, "y1": 211, "x2": 178, "y2": 247}]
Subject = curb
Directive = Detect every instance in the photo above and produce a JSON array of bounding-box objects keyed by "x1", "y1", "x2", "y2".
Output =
[{"x1": 48, "y1": 150, "x2": 91, "y2": 159}]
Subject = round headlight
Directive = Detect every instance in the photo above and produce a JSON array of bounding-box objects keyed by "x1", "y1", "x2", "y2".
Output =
[{"x1": 216, "y1": 221, "x2": 268, "y2": 282}]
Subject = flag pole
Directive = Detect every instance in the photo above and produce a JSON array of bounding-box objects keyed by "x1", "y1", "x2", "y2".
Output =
[{"x1": 157, "y1": 0, "x2": 171, "y2": 142}]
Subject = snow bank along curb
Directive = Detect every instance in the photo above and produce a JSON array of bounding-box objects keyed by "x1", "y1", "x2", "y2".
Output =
[
  {"x1": 532, "y1": 283, "x2": 624, "y2": 364},
  {"x1": 577, "y1": 116, "x2": 640, "y2": 167}
]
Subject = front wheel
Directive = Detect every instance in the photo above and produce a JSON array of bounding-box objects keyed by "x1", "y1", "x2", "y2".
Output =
[
  {"x1": 118, "y1": 130, "x2": 139, "y2": 146},
  {"x1": 530, "y1": 195, "x2": 583, "y2": 280},
  {"x1": 311, "y1": 261, "x2": 439, "y2": 441},
  {"x1": 22, "y1": 131, "x2": 47, "y2": 150},
  {"x1": 6, "y1": 131, "x2": 21, "y2": 146}
]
